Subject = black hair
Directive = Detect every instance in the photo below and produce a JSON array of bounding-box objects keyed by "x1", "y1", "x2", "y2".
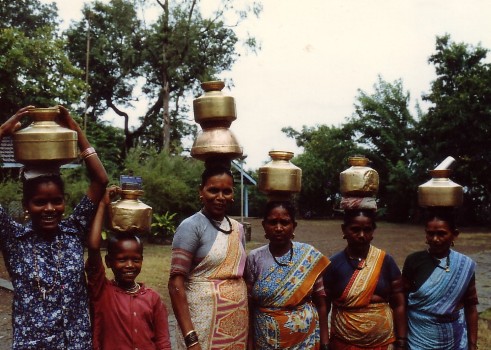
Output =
[
  {"x1": 424, "y1": 207, "x2": 457, "y2": 232},
  {"x1": 263, "y1": 200, "x2": 296, "y2": 222},
  {"x1": 343, "y1": 209, "x2": 377, "y2": 229},
  {"x1": 22, "y1": 174, "x2": 65, "y2": 206},
  {"x1": 200, "y1": 166, "x2": 234, "y2": 188},
  {"x1": 106, "y1": 233, "x2": 144, "y2": 257}
]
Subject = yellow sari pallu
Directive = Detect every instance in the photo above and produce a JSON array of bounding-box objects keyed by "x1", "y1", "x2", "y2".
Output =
[{"x1": 331, "y1": 245, "x2": 395, "y2": 349}]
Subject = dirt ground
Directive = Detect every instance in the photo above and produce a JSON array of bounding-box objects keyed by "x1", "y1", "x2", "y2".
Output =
[{"x1": 0, "y1": 218, "x2": 490, "y2": 349}]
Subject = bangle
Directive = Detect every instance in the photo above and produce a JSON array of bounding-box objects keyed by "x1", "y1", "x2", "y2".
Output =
[
  {"x1": 184, "y1": 330, "x2": 199, "y2": 348},
  {"x1": 394, "y1": 338, "x2": 408, "y2": 348},
  {"x1": 80, "y1": 147, "x2": 96, "y2": 159},
  {"x1": 320, "y1": 344, "x2": 330, "y2": 350}
]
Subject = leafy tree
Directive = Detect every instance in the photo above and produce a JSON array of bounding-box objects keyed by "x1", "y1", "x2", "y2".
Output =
[
  {"x1": 418, "y1": 34, "x2": 491, "y2": 224},
  {"x1": 344, "y1": 76, "x2": 417, "y2": 221},
  {"x1": 0, "y1": 2, "x2": 85, "y2": 119},
  {"x1": 282, "y1": 125, "x2": 361, "y2": 217},
  {"x1": 0, "y1": 0, "x2": 59, "y2": 34},
  {"x1": 65, "y1": 0, "x2": 261, "y2": 156},
  {"x1": 122, "y1": 147, "x2": 204, "y2": 221}
]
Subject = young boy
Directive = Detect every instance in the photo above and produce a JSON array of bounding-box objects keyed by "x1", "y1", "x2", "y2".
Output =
[{"x1": 86, "y1": 186, "x2": 172, "y2": 350}]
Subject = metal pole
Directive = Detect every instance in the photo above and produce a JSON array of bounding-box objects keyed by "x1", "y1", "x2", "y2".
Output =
[{"x1": 240, "y1": 155, "x2": 247, "y2": 223}]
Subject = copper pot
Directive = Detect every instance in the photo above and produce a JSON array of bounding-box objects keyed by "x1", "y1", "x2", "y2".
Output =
[
  {"x1": 418, "y1": 169, "x2": 463, "y2": 207},
  {"x1": 108, "y1": 189, "x2": 153, "y2": 234},
  {"x1": 13, "y1": 107, "x2": 78, "y2": 166},
  {"x1": 259, "y1": 151, "x2": 302, "y2": 200},
  {"x1": 339, "y1": 156, "x2": 379, "y2": 197}
]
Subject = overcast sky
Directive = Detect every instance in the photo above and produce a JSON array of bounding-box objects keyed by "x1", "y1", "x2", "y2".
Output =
[{"x1": 45, "y1": 0, "x2": 491, "y2": 169}]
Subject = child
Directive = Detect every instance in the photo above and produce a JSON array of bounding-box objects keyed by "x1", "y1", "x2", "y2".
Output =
[{"x1": 85, "y1": 186, "x2": 172, "y2": 350}]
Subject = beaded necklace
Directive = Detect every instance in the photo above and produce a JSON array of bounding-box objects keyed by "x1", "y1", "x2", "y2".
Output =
[
  {"x1": 33, "y1": 239, "x2": 62, "y2": 300},
  {"x1": 429, "y1": 250, "x2": 450, "y2": 272},
  {"x1": 202, "y1": 211, "x2": 233, "y2": 234},
  {"x1": 270, "y1": 245, "x2": 294, "y2": 267},
  {"x1": 116, "y1": 281, "x2": 141, "y2": 294}
]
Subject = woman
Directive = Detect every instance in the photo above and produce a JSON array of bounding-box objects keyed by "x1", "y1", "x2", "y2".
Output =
[
  {"x1": 168, "y1": 166, "x2": 248, "y2": 350},
  {"x1": 245, "y1": 200, "x2": 330, "y2": 349},
  {"x1": 402, "y1": 208, "x2": 478, "y2": 350},
  {"x1": 0, "y1": 105, "x2": 108, "y2": 349},
  {"x1": 323, "y1": 209, "x2": 407, "y2": 350}
]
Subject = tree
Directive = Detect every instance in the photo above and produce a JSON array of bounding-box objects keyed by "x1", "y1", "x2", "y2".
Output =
[
  {"x1": 344, "y1": 76, "x2": 417, "y2": 221},
  {"x1": 0, "y1": 1, "x2": 85, "y2": 119},
  {"x1": 65, "y1": 0, "x2": 261, "y2": 156},
  {"x1": 418, "y1": 34, "x2": 491, "y2": 224},
  {"x1": 282, "y1": 125, "x2": 362, "y2": 217}
]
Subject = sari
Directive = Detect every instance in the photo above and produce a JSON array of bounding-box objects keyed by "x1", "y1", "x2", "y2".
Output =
[
  {"x1": 175, "y1": 218, "x2": 248, "y2": 350},
  {"x1": 248, "y1": 242, "x2": 330, "y2": 349},
  {"x1": 330, "y1": 245, "x2": 396, "y2": 349},
  {"x1": 406, "y1": 250, "x2": 476, "y2": 350}
]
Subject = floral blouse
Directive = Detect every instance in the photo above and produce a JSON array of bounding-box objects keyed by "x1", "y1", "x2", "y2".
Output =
[{"x1": 0, "y1": 196, "x2": 96, "y2": 349}]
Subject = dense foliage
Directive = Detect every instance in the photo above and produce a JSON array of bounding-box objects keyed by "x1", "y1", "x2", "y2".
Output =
[{"x1": 284, "y1": 36, "x2": 491, "y2": 224}]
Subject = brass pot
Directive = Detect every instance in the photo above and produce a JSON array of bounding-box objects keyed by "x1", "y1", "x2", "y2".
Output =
[
  {"x1": 13, "y1": 107, "x2": 78, "y2": 166},
  {"x1": 418, "y1": 169, "x2": 463, "y2": 207},
  {"x1": 193, "y1": 81, "x2": 236, "y2": 128},
  {"x1": 258, "y1": 151, "x2": 302, "y2": 200},
  {"x1": 339, "y1": 156, "x2": 379, "y2": 197},
  {"x1": 190, "y1": 128, "x2": 243, "y2": 161},
  {"x1": 108, "y1": 189, "x2": 153, "y2": 234}
]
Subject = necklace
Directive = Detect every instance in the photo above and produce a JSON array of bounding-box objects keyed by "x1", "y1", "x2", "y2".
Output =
[
  {"x1": 33, "y1": 239, "x2": 62, "y2": 300},
  {"x1": 202, "y1": 211, "x2": 233, "y2": 234},
  {"x1": 270, "y1": 245, "x2": 294, "y2": 267},
  {"x1": 116, "y1": 281, "x2": 141, "y2": 294},
  {"x1": 429, "y1": 250, "x2": 450, "y2": 272},
  {"x1": 345, "y1": 249, "x2": 368, "y2": 270}
]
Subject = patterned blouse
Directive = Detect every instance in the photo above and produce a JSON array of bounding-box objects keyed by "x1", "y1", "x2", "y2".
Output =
[{"x1": 0, "y1": 196, "x2": 96, "y2": 349}]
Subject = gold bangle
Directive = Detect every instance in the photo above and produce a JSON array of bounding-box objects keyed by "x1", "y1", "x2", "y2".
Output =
[
  {"x1": 184, "y1": 330, "x2": 196, "y2": 338},
  {"x1": 80, "y1": 147, "x2": 96, "y2": 159},
  {"x1": 84, "y1": 152, "x2": 98, "y2": 160},
  {"x1": 187, "y1": 341, "x2": 199, "y2": 349}
]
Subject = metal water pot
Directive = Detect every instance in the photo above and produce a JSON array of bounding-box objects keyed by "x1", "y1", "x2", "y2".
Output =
[
  {"x1": 13, "y1": 107, "x2": 78, "y2": 166},
  {"x1": 191, "y1": 81, "x2": 242, "y2": 161},
  {"x1": 258, "y1": 151, "x2": 302, "y2": 201},
  {"x1": 108, "y1": 184, "x2": 153, "y2": 234},
  {"x1": 418, "y1": 157, "x2": 463, "y2": 207},
  {"x1": 339, "y1": 156, "x2": 379, "y2": 197}
]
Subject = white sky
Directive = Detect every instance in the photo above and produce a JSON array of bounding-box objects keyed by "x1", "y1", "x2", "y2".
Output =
[{"x1": 45, "y1": 0, "x2": 491, "y2": 169}]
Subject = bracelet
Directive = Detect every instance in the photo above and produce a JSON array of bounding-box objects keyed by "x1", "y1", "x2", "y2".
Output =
[
  {"x1": 80, "y1": 147, "x2": 96, "y2": 159},
  {"x1": 394, "y1": 338, "x2": 408, "y2": 348},
  {"x1": 184, "y1": 330, "x2": 199, "y2": 348},
  {"x1": 84, "y1": 152, "x2": 98, "y2": 160},
  {"x1": 320, "y1": 343, "x2": 330, "y2": 350}
]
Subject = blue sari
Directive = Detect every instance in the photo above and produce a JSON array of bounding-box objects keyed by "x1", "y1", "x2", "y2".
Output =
[{"x1": 406, "y1": 250, "x2": 475, "y2": 350}]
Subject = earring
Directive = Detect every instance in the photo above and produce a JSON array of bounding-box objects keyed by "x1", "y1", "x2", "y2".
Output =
[
  {"x1": 425, "y1": 240, "x2": 429, "y2": 245},
  {"x1": 292, "y1": 233, "x2": 295, "y2": 239},
  {"x1": 24, "y1": 210, "x2": 30, "y2": 222},
  {"x1": 342, "y1": 234, "x2": 346, "y2": 239},
  {"x1": 451, "y1": 241, "x2": 455, "y2": 247}
]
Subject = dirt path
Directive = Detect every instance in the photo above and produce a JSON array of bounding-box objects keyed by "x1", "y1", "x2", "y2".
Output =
[{"x1": 0, "y1": 218, "x2": 490, "y2": 349}]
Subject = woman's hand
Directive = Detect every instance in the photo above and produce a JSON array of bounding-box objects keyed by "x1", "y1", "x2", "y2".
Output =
[
  {"x1": 103, "y1": 185, "x2": 121, "y2": 206},
  {"x1": 57, "y1": 105, "x2": 81, "y2": 132},
  {"x1": 0, "y1": 106, "x2": 34, "y2": 138}
]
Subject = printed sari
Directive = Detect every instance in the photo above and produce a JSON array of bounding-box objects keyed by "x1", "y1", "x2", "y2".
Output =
[
  {"x1": 330, "y1": 245, "x2": 395, "y2": 349},
  {"x1": 250, "y1": 242, "x2": 330, "y2": 349},
  {"x1": 407, "y1": 250, "x2": 475, "y2": 350},
  {"x1": 175, "y1": 219, "x2": 248, "y2": 350}
]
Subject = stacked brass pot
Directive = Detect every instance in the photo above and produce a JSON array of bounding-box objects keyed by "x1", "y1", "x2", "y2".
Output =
[
  {"x1": 418, "y1": 156, "x2": 463, "y2": 208},
  {"x1": 13, "y1": 107, "x2": 78, "y2": 167},
  {"x1": 258, "y1": 150, "x2": 302, "y2": 202},
  {"x1": 339, "y1": 156, "x2": 379, "y2": 210},
  {"x1": 108, "y1": 181, "x2": 153, "y2": 235},
  {"x1": 191, "y1": 81, "x2": 243, "y2": 164}
]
